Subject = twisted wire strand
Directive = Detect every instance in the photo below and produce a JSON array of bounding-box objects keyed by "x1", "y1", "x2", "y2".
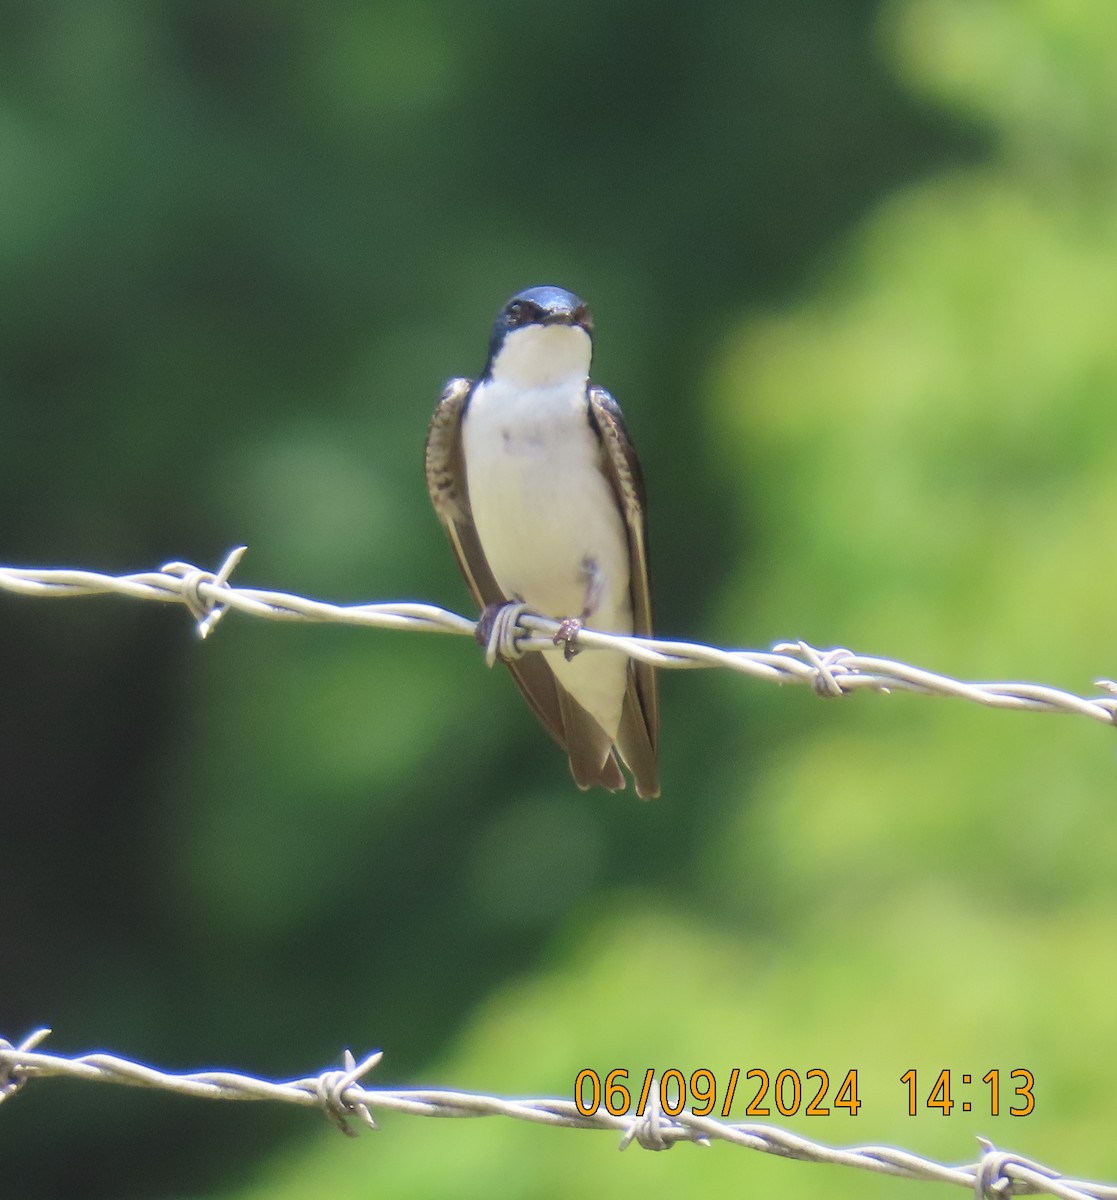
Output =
[
  {"x1": 0, "y1": 550, "x2": 1114, "y2": 727},
  {"x1": 5, "y1": 555, "x2": 1114, "y2": 1189},
  {"x1": 1, "y1": 1032, "x2": 1116, "y2": 1199}
]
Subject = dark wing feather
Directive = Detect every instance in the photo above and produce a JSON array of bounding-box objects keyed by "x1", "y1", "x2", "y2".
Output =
[
  {"x1": 425, "y1": 378, "x2": 504, "y2": 609},
  {"x1": 426, "y1": 377, "x2": 623, "y2": 789},
  {"x1": 589, "y1": 386, "x2": 660, "y2": 798}
]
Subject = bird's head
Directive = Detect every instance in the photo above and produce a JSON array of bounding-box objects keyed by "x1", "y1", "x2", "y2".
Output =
[{"x1": 484, "y1": 285, "x2": 594, "y2": 388}]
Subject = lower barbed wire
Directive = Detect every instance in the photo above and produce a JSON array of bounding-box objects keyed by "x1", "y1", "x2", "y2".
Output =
[{"x1": 0, "y1": 1033, "x2": 1114, "y2": 1200}]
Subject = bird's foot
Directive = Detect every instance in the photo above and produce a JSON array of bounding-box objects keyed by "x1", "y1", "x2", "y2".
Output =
[
  {"x1": 553, "y1": 616, "x2": 583, "y2": 662},
  {"x1": 476, "y1": 601, "x2": 529, "y2": 667}
]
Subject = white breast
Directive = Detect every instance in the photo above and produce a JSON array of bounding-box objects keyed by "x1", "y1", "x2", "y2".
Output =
[{"x1": 462, "y1": 327, "x2": 633, "y2": 737}]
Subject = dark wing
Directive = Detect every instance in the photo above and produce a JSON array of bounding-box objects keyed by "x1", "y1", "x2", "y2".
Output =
[
  {"x1": 425, "y1": 377, "x2": 624, "y2": 790},
  {"x1": 425, "y1": 378, "x2": 505, "y2": 609},
  {"x1": 589, "y1": 386, "x2": 660, "y2": 798}
]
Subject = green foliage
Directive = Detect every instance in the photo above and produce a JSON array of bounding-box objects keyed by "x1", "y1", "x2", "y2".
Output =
[{"x1": 3, "y1": 2, "x2": 1114, "y2": 1197}]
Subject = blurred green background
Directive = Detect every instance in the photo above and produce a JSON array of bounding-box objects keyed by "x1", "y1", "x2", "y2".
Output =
[{"x1": 3, "y1": 1, "x2": 1116, "y2": 1197}]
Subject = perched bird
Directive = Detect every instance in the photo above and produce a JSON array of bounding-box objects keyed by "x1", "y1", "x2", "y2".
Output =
[{"x1": 425, "y1": 285, "x2": 659, "y2": 797}]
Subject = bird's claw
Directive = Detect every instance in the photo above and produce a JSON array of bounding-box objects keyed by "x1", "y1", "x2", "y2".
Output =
[{"x1": 554, "y1": 617, "x2": 583, "y2": 661}]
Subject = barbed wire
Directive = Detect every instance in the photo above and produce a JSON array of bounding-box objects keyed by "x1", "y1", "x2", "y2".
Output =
[
  {"x1": 0, "y1": 547, "x2": 1115, "y2": 729},
  {"x1": 1, "y1": 1030, "x2": 1114, "y2": 1199},
  {"x1": 3, "y1": 562, "x2": 1115, "y2": 1195}
]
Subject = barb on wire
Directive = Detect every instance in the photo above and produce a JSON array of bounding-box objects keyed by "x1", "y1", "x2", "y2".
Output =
[
  {"x1": 2, "y1": 1033, "x2": 1116, "y2": 1200},
  {"x1": 0, "y1": 550, "x2": 1115, "y2": 730}
]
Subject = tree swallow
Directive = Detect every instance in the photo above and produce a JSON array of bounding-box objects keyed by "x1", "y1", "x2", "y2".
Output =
[{"x1": 425, "y1": 285, "x2": 659, "y2": 798}]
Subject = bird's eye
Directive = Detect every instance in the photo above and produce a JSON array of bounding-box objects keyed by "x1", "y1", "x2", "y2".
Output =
[
  {"x1": 572, "y1": 304, "x2": 593, "y2": 332},
  {"x1": 505, "y1": 300, "x2": 531, "y2": 327}
]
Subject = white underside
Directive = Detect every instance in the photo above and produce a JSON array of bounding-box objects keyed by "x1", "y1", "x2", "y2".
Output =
[{"x1": 462, "y1": 330, "x2": 631, "y2": 739}]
